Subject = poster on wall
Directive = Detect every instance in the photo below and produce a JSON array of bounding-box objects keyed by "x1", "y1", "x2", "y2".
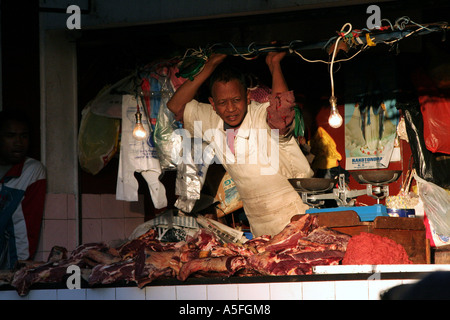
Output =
[
  {"x1": 345, "y1": 99, "x2": 399, "y2": 170},
  {"x1": 343, "y1": 57, "x2": 400, "y2": 170}
]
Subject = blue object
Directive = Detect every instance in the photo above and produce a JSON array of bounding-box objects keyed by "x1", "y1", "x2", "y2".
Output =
[
  {"x1": 306, "y1": 204, "x2": 388, "y2": 221},
  {"x1": 243, "y1": 232, "x2": 253, "y2": 240},
  {"x1": 387, "y1": 208, "x2": 415, "y2": 218}
]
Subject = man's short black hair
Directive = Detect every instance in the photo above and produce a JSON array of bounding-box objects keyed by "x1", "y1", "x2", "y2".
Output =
[
  {"x1": 208, "y1": 63, "x2": 247, "y2": 96},
  {"x1": 0, "y1": 109, "x2": 31, "y2": 131}
]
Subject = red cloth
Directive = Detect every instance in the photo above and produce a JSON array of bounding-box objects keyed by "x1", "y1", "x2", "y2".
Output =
[{"x1": 266, "y1": 90, "x2": 296, "y2": 136}]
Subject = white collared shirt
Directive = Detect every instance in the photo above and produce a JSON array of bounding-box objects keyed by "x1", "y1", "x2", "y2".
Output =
[{"x1": 183, "y1": 99, "x2": 313, "y2": 236}]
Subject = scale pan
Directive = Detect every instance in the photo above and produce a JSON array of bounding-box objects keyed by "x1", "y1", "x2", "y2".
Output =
[
  {"x1": 289, "y1": 178, "x2": 337, "y2": 193},
  {"x1": 350, "y1": 170, "x2": 402, "y2": 186}
]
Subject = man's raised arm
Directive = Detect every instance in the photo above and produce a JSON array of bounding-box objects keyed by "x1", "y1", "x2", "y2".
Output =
[
  {"x1": 167, "y1": 53, "x2": 227, "y2": 122},
  {"x1": 266, "y1": 50, "x2": 289, "y2": 94},
  {"x1": 265, "y1": 51, "x2": 296, "y2": 135}
]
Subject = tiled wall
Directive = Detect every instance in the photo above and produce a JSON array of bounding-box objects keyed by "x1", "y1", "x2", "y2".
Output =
[
  {"x1": 35, "y1": 193, "x2": 146, "y2": 261},
  {"x1": 0, "y1": 279, "x2": 416, "y2": 300},
  {"x1": 80, "y1": 193, "x2": 145, "y2": 245},
  {"x1": 36, "y1": 193, "x2": 78, "y2": 261}
]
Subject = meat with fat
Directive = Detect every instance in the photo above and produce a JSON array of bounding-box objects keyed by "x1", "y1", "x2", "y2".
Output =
[
  {"x1": 258, "y1": 214, "x2": 317, "y2": 253},
  {"x1": 302, "y1": 226, "x2": 351, "y2": 251},
  {"x1": 7, "y1": 213, "x2": 354, "y2": 295},
  {"x1": 186, "y1": 229, "x2": 222, "y2": 252},
  {"x1": 247, "y1": 252, "x2": 313, "y2": 276},
  {"x1": 11, "y1": 243, "x2": 120, "y2": 296},
  {"x1": 88, "y1": 259, "x2": 136, "y2": 286},
  {"x1": 178, "y1": 255, "x2": 247, "y2": 281},
  {"x1": 11, "y1": 258, "x2": 84, "y2": 296},
  {"x1": 289, "y1": 250, "x2": 345, "y2": 266},
  {"x1": 135, "y1": 249, "x2": 182, "y2": 287},
  {"x1": 47, "y1": 246, "x2": 68, "y2": 262}
]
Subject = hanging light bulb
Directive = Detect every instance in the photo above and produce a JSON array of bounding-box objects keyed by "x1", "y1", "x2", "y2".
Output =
[
  {"x1": 328, "y1": 96, "x2": 343, "y2": 128},
  {"x1": 327, "y1": 23, "x2": 352, "y2": 130},
  {"x1": 132, "y1": 104, "x2": 148, "y2": 141}
]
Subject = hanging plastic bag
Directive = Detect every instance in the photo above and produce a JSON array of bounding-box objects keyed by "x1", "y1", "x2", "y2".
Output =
[
  {"x1": 88, "y1": 75, "x2": 136, "y2": 119},
  {"x1": 294, "y1": 105, "x2": 305, "y2": 138},
  {"x1": 140, "y1": 77, "x2": 158, "y2": 132},
  {"x1": 78, "y1": 105, "x2": 120, "y2": 175},
  {"x1": 400, "y1": 102, "x2": 450, "y2": 189},
  {"x1": 153, "y1": 76, "x2": 180, "y2": 171},
  {"x1": 415, "y1": 174, "x2": 450, "y2": 236},
  {"x1": 310, "y1": 126, "x2": 342, "y2": 170},
  {"x1": 174, "y1": 139, "x2": 214, "y2": 213},
  {"x1": 411, "y1": 67, "x2": 450, "y2": 155},
  {"x1": 214, "y1": 172, "x2": 243, "y2": 218},
  {"x1": 420, "y1": 95, "x2": 450, "y2": 155}
]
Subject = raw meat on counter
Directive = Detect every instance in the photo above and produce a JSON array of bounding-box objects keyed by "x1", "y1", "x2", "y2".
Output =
[
  {"x1": 342, "y1": 232, "x2": 412, "y2": 265},
  {"x1": 4, "y1": 214, "x2": 352, "y2": 296},
  {"x1": 178, "y1": 255, "x2": 247, "y2": 281},
  {"x1": 10, "y1": 242, "x2": 120, "y2": 296},
  {"x1": 246, "y1": 215, "x2": 350, "y2": 276}
]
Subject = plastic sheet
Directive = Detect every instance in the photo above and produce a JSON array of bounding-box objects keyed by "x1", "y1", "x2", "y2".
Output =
[
  {"x1": 174, "y1": 139, "x2": 214, "y2": 213},
  {"x1": 128, "y1": 210, "x2": 199, "y2": 241},
  {"x1": 416, "y1": 174, "x2": 450, "y2": 236}
]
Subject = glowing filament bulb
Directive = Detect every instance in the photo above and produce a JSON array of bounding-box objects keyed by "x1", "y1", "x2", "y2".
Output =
[
  {"x1": 132, "y1": 111, "x2": 148, "y2": 141},
  {"x1": 328, "y1": 96, "x2": 343, "y2": 128}
]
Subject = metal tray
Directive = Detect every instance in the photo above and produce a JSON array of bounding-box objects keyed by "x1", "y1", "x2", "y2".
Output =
[
  {"x1": 289, "y1": 178, "x2": 337, "y2": 193},
  {"x1": 350, "y1": 170, "x2": 402, "y2": 186}
]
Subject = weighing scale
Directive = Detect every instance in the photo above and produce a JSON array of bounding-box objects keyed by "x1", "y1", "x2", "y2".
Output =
[{"x1": 289, "y1": 170, "x2": 402, "y2": 221}]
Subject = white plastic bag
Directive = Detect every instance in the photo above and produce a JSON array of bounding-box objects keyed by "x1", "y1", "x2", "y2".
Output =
[
  {"x1": 116, "y1": 94, "x2": 167, "y2": 209},
  {"x1": 416, "y1": 174, "x2": 450, "y2": 236}
]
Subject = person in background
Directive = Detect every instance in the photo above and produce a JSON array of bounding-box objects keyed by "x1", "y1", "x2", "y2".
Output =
[
  {"x1": 167, "y1": 50, "x2": 313, "y2": 237},
  {"x1": 0, "y1": 110, "x2": 46, "y2": 269}
]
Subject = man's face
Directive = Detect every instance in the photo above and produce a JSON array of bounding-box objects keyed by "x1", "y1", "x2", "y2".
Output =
[
  {"x1": 0, "y1": 120, "x2": 29, "y2": 165},
  {"x1": 209, "y1": 79, "x2": 250, "y2": 128}
]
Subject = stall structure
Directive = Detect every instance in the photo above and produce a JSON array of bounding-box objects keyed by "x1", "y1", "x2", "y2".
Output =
[
  {"x1": 2, "y1": 14, "x2": 450, "y2": 301},
  {"x1": 2, "y1": 264, "x2": 450, "y2": 300},
  {"x1": 0, "y1": 210, "x2": 444, "y2": 300}
]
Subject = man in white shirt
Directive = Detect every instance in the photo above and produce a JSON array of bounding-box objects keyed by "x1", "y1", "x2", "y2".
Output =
[{"x1": 168, "y1": 51, "x2": 313, "y2": 237}]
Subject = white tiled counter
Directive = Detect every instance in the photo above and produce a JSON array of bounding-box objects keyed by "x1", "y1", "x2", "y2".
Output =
[{"x1": 2, "y1": 264, "x2": 450, "y2": 300}]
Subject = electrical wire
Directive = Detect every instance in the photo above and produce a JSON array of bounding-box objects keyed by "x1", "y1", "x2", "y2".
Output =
[
  {"x1": 378, "y1": 16, "x2": 441, "y2": 45},
  {"x1": 177, "y1": 16, "x2": 446, "y2": 75},
  {"x1": 292, "y1": 43, "x2": 368, "y2": 64},
  {"x1": 330, "y1": 23, "x2": 353, "y2": 98}
]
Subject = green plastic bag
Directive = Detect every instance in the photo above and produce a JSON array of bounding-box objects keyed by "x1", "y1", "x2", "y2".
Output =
[
  {"x1": 294, "y1": 105, "x2": 305, "y2": 138},
  {"x1": 78, "y1": 105, "x2": 121, "y2": 175}
]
